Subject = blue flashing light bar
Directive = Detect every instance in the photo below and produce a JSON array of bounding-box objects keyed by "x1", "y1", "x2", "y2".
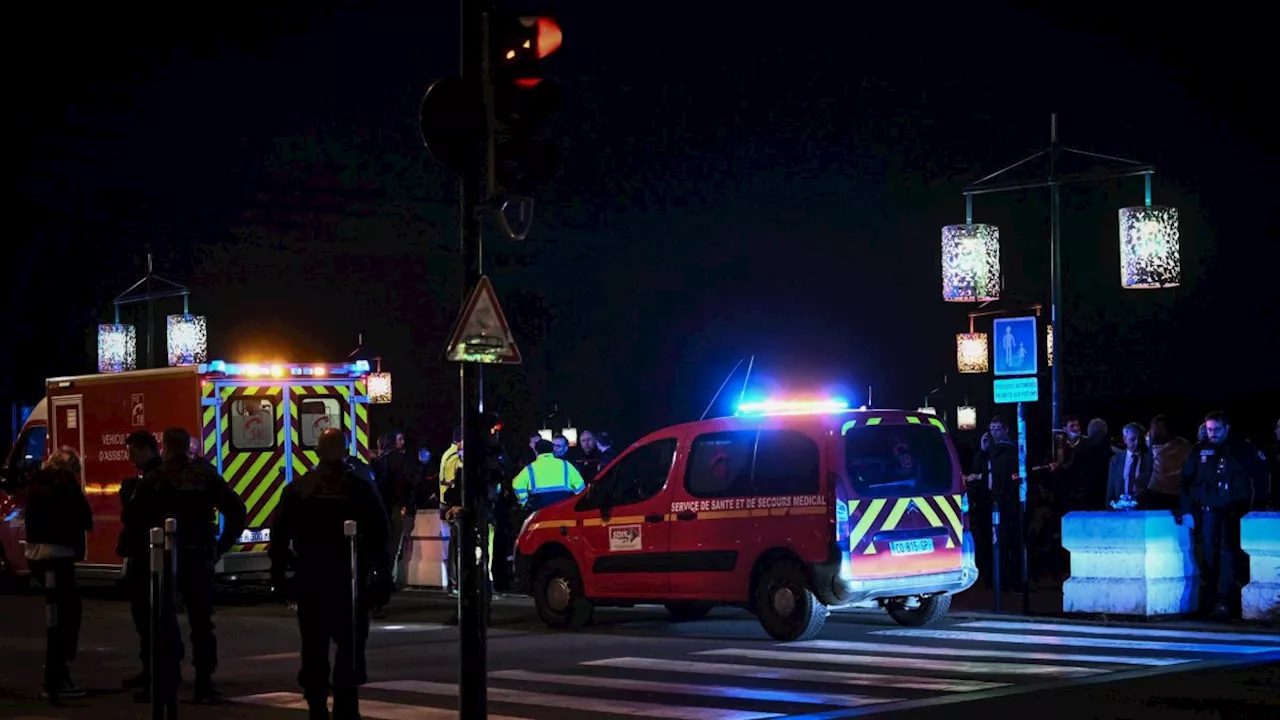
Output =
[
  {"x1": 197, "y1": 360, "x2": 372, "y2": 378},
  {"x1": 736, "y1": 398, "x2": 851, "y2": 416}
]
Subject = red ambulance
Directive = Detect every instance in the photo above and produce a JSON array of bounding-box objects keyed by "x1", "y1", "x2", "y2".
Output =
[
  {"x1": 513, "y1": 398, "x2": 978, "y2": 641},
  {"x1": 0, "y1": 360, "x2": 376, "y2": 584}
]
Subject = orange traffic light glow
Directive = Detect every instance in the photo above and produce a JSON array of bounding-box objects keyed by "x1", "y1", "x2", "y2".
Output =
[{"x1": 533, "y1": 17, "x2": 562, "y2": 58}]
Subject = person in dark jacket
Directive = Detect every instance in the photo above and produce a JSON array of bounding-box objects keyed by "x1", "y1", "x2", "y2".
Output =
[
  {"x1": 24, "y1": 449, "x2": 93, "y2": 700},
  {"x1": 974, "y1": 416, "x2": 1021, "y2": 592},
  {"x1": 1179, "y1": 411, "x2": 1270, "y2": 619},
  {"x1": 123, "y1": 427, "x2": 246, "y2": 704},
  {"x1": 119, "y1": 430, "x2": 165, "y2": 690},
  {"x1": 269, "y1": 427, "x2": 392, "y2": 720}
]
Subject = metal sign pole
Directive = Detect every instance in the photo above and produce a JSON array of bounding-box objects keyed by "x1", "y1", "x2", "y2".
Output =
[
  {"x1": 148, "y1": 527, "x2": 164, "y2": 720},
  {"x1": 163, "y1": 518, "x2": 178, "y2": 718},
  {"x1": 991, "y1": 508, "x2": 1002, "y2": 612},
  {"x1": 344, "y1": 520, "x2": 358, "y2": 680}
]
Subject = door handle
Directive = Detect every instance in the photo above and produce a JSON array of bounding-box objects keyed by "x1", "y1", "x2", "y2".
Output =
[
  {"x1": 644, "y1": 514, "x2": 663, "y2": 523},
  {"x1": 676, "y1": 512, "x2": 697, "y2": 521}
]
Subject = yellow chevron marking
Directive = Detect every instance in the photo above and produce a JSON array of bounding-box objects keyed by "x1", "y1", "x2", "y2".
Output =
[
  {"x1": 204, "y1": 428, "x2": 216, "y2": 455},
  {"x1": 946, "y1": 537, "x2": 956, "y2": 548},
  {"x1": 203, "y1": 406, "x2": 215, "y2": 426},
  {"x1": 251, "y1": 484, "x2": 286, "y2": 528},
  {"x1": 933, "y1": 494, "x2": 964, "y2": 538},
  {"x1": 848, "y1": 498, "x2": 885, "y2": 549},
  {"x1": 335, "y1": 385, "x2": 350, "y2": 398},
  {"x1": 243, "y1": 386, "x2": 258, "y2": 395},
  {"x1": 311, "y1": 385, "x2": 326, "y2": 394},
  {"x1": 268, "y1": 386, "x2": 282, "y2": 396},
  {"x1": 355, "y1": 381, "x2": 367, "y2": 394},
  {"x1": 356, "y1": 403, "x2": 368, "y2": 420},
  {"x1": 292, "y1": 455, "x2": 310, "y2": 477},
  {"x1": 913, "y1": 496, "x2": 945, "y2": 529},
  {"x1": 242, "y1": 463, "x2": 281, "y2": 517},
  {"x1": 880, "y1": 497, "x2": 910, "y2": 532},
  {"x1": 227, "y1": 455, "x2": 253, "y2": 493}
]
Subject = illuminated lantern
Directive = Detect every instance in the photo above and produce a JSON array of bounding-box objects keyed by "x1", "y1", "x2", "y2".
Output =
[
  {"x1": 562, "y1": 426, "x2": 579, "y2": 446},
  {"x1": 941, "y1": 223, "x2": 1001, "y2": 302},
  {"x1": 538, "y1": 428, "x2": 553, "y2": 442},
  {"x1": 1046, "y1": 324, "x2": 1054, "y2": 367},
  {"x1": 956, "y1": 333, "x2": 990, "y2": 374},
  {"x1": 166, "y1": 314, "x2": 208, "y2": 367},
  {"x1": 368, "y1": 372, "x2": 393, "y2": 405},
  {"x1": 98, "y1": 324, "x2": 137, "y2": 373},
  {"x1": 957, "y1": 406, "x2": 978, "y2": 431},
  {"x1": 917, "y1": 407, "x2": 937, "y2": 416},
  {"x1": 1118, "y1": 206, "x2": 1180, "y2": 289}
]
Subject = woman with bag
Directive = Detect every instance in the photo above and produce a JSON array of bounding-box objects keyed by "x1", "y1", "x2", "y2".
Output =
[{"x1": 24, "y1": 449, "x2": 93, "y2": 701}]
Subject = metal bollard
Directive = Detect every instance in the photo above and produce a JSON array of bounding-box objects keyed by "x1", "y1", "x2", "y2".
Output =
[
  {"x1": 344, "y1": 520, "x2": 358, "y2": 678},
  {"x1": 163, "y1": 518, "x2": 178, "y2": 718},
  {"x1": 1020, "y1": 499, "x2": 1031, "y2": 615},
  {"x1": 44, "y1": 568, "x2": 60, "y2": 704},
  {"x1": 148, "y1": 527, "x2": 165, "y2": 720}
]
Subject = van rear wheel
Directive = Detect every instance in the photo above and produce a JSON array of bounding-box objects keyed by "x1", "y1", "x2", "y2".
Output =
[
  {"x1": 532, "y1": 557, "x2": 594, "y2": 629},
  {"x1": 752, "y1": 560, "x2": 827, "y2": 641},
  {"x1": 886, "y1": 593, "x2": 951, "y2": 627}
]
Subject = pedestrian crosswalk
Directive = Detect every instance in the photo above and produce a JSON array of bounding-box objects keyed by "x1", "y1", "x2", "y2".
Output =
[{"x1": 232, "y1": 619, "x2": 1280, "y2": 719}]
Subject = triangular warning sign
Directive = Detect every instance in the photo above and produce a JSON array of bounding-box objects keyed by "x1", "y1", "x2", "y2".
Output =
[{"x1": 445, "y1": 276, "x2": 523, "y2": 365}]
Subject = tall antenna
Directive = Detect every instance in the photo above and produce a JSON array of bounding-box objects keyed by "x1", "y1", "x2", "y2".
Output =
[
  {"x1": 867, "y1": 385, "x2": 873, "y2": 409},
  {"x1": 737, "y1": 355, "x2": 756, "y2": 410},
  {"x1": 699, "y1": 358, "x2": 746, "y2": 421}
]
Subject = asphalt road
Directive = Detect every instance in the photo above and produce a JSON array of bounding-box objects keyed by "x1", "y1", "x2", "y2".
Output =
[{"x1": 1, "y1": 585, "x2": 1278, "y2": 719}]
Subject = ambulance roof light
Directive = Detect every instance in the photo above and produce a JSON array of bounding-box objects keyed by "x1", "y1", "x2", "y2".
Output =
[
  {"x1": 735, "y1": 398, "x2": 850, "y2": 416},
  {"x1": 198, "y1": 360, "x2": 371, "y2": 377}
]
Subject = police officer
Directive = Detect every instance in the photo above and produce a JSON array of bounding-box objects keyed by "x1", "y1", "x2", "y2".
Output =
[
  {"x1": 511, "y1": 439, "x2": 586, "y2": 512},
  {"x1": 269, "y1": 428, "x2": 392, "y2": 720},
  {"x1": 122, "y1": 427, "x2": 246, "y2": 704},
  {"x1": 1179, "y1": 411, "x2": 1269, "y2": 619}
]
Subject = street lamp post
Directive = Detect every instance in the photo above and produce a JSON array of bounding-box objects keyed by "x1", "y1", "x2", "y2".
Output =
[{"x1": 950, "y1": 114, "x2": 1178, "y2": 430}]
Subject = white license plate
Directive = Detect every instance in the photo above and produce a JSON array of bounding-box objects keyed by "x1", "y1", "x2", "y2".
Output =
[
  {"x1": 238, "y1": 529, "x2": 270, "y2": 544},
  {"x1": 889, "y1": 538, "x2": 934, "y2": 556}
]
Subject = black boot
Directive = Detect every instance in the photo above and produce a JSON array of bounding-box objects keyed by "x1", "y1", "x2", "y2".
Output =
[
  {"x1": 333, "y1": 687, "x2": 361, "y2": 720},
  {"x1": 305, "y1": 693, "x2": 330, "y2": 720},
  {"x1": 193, "y1": 674, "x2": 224, "y2": 704}
]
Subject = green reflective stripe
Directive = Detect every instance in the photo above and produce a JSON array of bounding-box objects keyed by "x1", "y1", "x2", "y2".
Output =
[
  {"x1": 907, "y1": 416, "x2": 922, "y2": 424},
  {"x1": 865, "y1": 417, "x2": 883, "y2": 426},
  {"x1": 928, "y1": 417, "x2": 947, "y2": 432},
  {"x1": 841, "y1": 419, "x2": 857, "y2": 435}
]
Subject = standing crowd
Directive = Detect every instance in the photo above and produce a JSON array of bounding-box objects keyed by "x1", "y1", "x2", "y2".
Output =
[{"x1": 971, "y1": 411, "x2": 1278, "y2": 620}]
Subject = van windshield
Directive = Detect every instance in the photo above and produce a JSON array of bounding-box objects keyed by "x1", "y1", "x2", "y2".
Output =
[{"x1": 844, "y1": 424, "x2": 953, "y2": 498}]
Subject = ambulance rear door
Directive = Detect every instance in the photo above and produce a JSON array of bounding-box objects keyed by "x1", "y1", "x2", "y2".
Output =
[
  {"x1": 212, "y1": 382, "x2": 287, "y2": 552},
  {"x1": 289, "y1": 380, "x2": 372, "y2": 478}
]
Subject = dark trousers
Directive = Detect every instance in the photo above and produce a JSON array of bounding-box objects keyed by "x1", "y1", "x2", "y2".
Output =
[
  {"x1": 446, "y1": 520, "x2": 459, "y2": 590},
  {"x1": 1199, "y1": 505, "x2": 1246, "y2": 610},
  {"x1": 154, "y1": 551, "x2": 216, "y2": 690},
  {"x1": 297, "y1": 589, "x2": 370, "y2": 718},
  {"x1": 1142, "y1": 492, "x2": 1181, "y2": 511},
  {"x1": 31, "y1": 559, "x2": 81, "y2": 690},
  {"x1": 993, "y1": 498, "x2": 1024, "y2": 592}
]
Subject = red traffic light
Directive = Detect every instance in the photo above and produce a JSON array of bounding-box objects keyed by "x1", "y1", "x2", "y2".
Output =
[{"x1": 529, "y1": 17, "x2": 561, "y2": 59}]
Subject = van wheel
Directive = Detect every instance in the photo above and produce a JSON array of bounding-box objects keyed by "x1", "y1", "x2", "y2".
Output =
[
  {"x1": 752, "y1": 560, "x2": 827, "y2": 641},
  {"x1": 532, "y1": 557, "x2": 593, "y2": 629},
  {"x1": 887, "y1": 593, "x2": 952, "y2": 627},
  {"x1": 664, "y1": 602, "x2": 714, "y2": 622}
]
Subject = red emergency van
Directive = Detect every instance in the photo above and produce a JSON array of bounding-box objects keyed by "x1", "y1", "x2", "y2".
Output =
[
  {"x1": 513, "y1": 398, "x2": 978, "y2": 641},
  {"x1": 0, "y1": 360, "x2": 376, "y2": 584}
]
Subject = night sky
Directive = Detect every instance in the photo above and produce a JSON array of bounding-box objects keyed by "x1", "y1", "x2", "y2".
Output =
[{"x1": 9, "y1": 1, "x2": 1278, "y2": 451}]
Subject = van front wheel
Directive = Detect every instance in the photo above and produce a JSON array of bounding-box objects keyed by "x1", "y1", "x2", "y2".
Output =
[
  {"x1": 533, "y1": 557, "x2": 594, "y2": 629},
  {"x1": 752, "y1": 560, "x2": 827, "y2": 641},
  {"x1": 886, "y1": 593, "x2": 951, "y2": 627}
]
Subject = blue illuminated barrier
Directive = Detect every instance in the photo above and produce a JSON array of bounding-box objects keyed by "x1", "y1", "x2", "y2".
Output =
[
  {"x1": 1061, "y1": 511, "x2": 1198, "y2": 617},
  {"x1": 1241, "y1": 512, "x2": 1280, "y2": 621},
  {"x1": 406, "y1": 511, "x2": 451, "y2": 589}
]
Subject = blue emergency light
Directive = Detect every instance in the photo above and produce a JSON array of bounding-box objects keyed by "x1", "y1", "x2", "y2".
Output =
[
  {"x1": 736, "y1": 398, "x2": 850, "y2": 416},
  {"x1": 198, "y1": 360, "x2": 372, "y2": 378}
]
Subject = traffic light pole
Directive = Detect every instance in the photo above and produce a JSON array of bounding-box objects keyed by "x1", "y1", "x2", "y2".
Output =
[{"x1": 458, "y1": 0, "x2": 490, "y2": 717}]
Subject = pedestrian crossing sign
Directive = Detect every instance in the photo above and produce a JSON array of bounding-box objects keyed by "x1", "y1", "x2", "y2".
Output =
[{"x1": 445, "y1": 276, "x2": 523, "y2": 365}]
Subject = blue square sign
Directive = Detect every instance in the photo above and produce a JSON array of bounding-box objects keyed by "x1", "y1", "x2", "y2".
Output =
[{"x1": 993, "y1": 316, "x2": 1038, "y2": 377}]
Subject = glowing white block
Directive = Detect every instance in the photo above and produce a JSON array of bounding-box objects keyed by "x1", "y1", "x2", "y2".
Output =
[
  {"x1": 406, "y1": 511, "x2": 450, "y2": 589},
  {"x1": 166, "y1": 314, "x2": 208, "y2": 367},
  {"x1": 1062, "y1": 511, "x2": 1198, "y2": 617},
  {"x1": 942, "y1": 223, "x2": 1001, "y2": 302},
  {"x1": 1241, "y1": 512, "x2": 1280, "y2": 621},
  {"x1": 97, "y1": 323, "x2": 137, "y2": 373},
  {"x1": 368, "y1": 372, "x2": 393, "y2": 404}
]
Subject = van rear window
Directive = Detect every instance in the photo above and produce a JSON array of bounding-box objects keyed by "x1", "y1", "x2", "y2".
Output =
[{"x1": 844, "y1": 424, "x2": 953, "y2": 498}]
